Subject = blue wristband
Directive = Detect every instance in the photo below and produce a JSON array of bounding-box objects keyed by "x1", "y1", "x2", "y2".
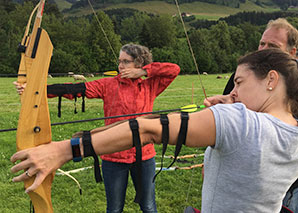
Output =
[{"x1": 71, "y1": 137, "x2": 82, "y2": 162}]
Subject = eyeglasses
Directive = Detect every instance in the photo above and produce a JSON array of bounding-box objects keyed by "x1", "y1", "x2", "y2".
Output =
[{"x1": 118, "y1": 59, "x2": 134, "y2": 65}]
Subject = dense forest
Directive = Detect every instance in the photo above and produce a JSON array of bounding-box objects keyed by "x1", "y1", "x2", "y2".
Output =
[{"x1": 1, "y1": 0, "x2": 297, "y2": 75}]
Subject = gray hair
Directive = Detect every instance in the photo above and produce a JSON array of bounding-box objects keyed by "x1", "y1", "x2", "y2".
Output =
[{"x1": 120, "y1": 44, "x2": 153, "y2": 67}]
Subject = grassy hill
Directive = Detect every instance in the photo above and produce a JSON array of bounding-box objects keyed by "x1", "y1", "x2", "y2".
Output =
[
  {"x1": 54, "y1": 0, "x2": 73, "y2": 10},
  {"x1": 55, "y1": 0, "x2": 283, "y2": 20}
]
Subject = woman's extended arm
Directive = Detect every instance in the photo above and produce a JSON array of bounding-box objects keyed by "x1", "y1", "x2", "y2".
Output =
[{"x1": 11, "y1": 108, "x2": 215, "y2": 193}]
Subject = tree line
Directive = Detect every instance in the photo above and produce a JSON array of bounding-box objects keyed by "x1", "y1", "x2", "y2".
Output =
[
  {"x1": 190, "y1": 10, "x2": 298, "y2": 29},
  {"x1": 1, "y1": 1, "x2": 297, "y2": 75}
]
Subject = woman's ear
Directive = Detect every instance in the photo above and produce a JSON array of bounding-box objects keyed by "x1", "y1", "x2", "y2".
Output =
[{"x1": 267, "y1": 70, "x2": 279, "y2": 90}]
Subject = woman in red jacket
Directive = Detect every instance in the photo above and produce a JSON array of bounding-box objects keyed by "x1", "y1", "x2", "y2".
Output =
[
  {"x1": 91, "y1": 44, "x2": 180, "y2": 213},
  {"x1": 14, "y1": 43, "x2": 180, "y2": 212}
]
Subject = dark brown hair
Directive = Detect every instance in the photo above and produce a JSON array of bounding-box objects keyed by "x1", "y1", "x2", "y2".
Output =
[{"x1": 238, "y1": 48, "x2": 298, "y2": 117}]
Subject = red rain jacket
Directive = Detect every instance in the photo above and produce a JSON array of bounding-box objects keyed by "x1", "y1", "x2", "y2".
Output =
[{"x1": 51, "y1": 62, "x2": 180, "y2": 163}]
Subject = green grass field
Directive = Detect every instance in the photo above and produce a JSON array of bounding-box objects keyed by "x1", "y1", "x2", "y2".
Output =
[{"x1": 0, "y1": 74, "x2": 230, "y2": 212}]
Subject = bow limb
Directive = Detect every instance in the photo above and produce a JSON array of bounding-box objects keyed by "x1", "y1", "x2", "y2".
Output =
[{"x1": 17, "y1": 1, "x2": 54, "y2": 212}]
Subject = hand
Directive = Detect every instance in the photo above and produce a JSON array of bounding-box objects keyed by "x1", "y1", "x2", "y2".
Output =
[
  {"x1": 13, "y1": 81, "x2": 26, "y2": 95},
  {"x1": 10, "y1": 140, "x2": 71, "y2": 193},
  {"x1": 120, "y1": 68, "x2": 147, "y2": 79},
  {"x1": 203, "y1": 94, "x2": 234, "y2": 107}
]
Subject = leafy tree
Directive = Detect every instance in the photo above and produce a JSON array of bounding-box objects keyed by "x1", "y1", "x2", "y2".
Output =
[
  {"x1": 0, "y1": 1, "x2": 35, "y2": 74},
  {"x1": 238, "y1": 22, "x2": 262, "y2": 52},
  {"x1": 172, "y1": 41, "x2": 196, "y2": 74},
  {"x1": 87, "y1": 11, "x2": 122, "y2": 72},
  {"x1": 210, "y1": 21, "x2": 232, "y2": 54},
  {"x1": 119, "y1": 12, "x2": 150, "y2": 43},
  {"x1": 0, "y1": 0, "x2": 16, "y2": 12},
  {"x1": 140, "y1": 15, "x2": 177, "y2": 49},
  {"x1": 228, "y1": 25, "x2": 246, "y2": 55},
  {"x1": 287, "y1": 17, "x2": 298, "y2": 29},
  {"x1": 188, "y1": 29, "x2": 213, "y2": 74},
  {"x1": 208, "y1": 21, "x2": 234, "y2": 73},
  {"x1": 50, "y1": 48, "x2": 77, "y2": 74},
  {"x1": 151, "y1": 40, "x2": 195, "y2": 74}
]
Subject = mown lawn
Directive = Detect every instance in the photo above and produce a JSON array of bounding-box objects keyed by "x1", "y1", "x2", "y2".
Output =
[{"x1": 0, "y1": 74, "x2": 230, "y2": 212}]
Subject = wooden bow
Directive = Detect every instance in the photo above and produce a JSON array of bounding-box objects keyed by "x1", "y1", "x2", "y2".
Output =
[{"x1": 16, "y1": 0, "x2": 54, "y2": 212}]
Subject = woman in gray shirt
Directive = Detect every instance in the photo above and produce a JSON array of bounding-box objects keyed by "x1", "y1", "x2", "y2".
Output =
[{"x1": 11, "y1": 48, "x2": 298, "y2": 212}]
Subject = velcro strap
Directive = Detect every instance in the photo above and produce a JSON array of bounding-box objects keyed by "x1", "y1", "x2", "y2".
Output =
[
  {"x1": 153, "y1": 114, "x2": 169, "y2": 182},
  {"x1": 129, "y1": 119, "x2": 142, "y2": 204},
  {"x1": 74, "y1": 96, "x2": 78, "y2": 114},
  {"x1": 47, "y1": 83, "x2": 86, "y2": 117},
  {"x1": 83, "y1": 131, "x2": 102, "y2": 182},
  {"x1": 167, "y1": 112, "x2": 189, "y2": 168},
  {"x1": 58, "y1": 96, "x2": 62, "y2": 118}
]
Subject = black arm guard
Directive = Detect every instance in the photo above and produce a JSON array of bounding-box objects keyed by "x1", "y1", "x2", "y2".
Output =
[
  {"x1": 129, "y1": 119, "x2": 143, "y2": 204},
  {"x1": 153, "y1": 114, "x2": 169, "y2": 182},
  {"x1": 167, "y1": 112, "x2": 189, "y2": 168},
  {"x1": 82, "y1": 131, "x2": 103, "y2": 183},
  {"x1": 47, "y1": 83, "x2": 86, "y2": 117}
]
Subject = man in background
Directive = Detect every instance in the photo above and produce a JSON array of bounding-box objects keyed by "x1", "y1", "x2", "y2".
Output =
[{"x1": 204, "y1": 18, "x2": 298, "y2": 213}]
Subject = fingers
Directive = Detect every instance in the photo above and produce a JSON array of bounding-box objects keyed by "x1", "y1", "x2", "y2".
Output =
[
  {"x1": 203, "y1": 98, "x2": 213, "y2": 107},
  {"x1": 11, "y1": 149, "x2": 49, "y2": 193},
  {"x1": 120, "y1": 68, "x2": 145, "y2": 79},
  {"x1": 25, "y1": 172, "x2": 47, "y2": 193},
  {"x1": 220, "y1": 94, "x2": 235, "y2": 104},
  {"x1": 120, "y1": 71, "x2": 129, "y2": 79},
  {"x1": 25, "y1": 170, "x2": 32, "y2": 178},
  {"x1": 11, "y1": 148, "x2": 39, "y2": 179},
  {"x1": 13, "y1": 81, "x2": 26, "y2": 95},
  {"x1": 203, "y1": 96, "x2": 221, "y2": 107},
  {"x1": 11, "y1": 150, "x2": 32, "y2": 178},
  {"x1": 12, "y1": 169, "x2": 33, "y2": 183},
  {"x1": 120, "y1": 69, "x2": 134, "y2": 78},
  {"x1": 204, "y1": 95, "x2": 234, "y2": 106},
  {"x1": 11, "y1": 169, "x2": 47, "y2": 193},
  {"x1": 10, "y1": 142, "x2": 66, "y2": 193},
  {"x1": 11, "y1": 149, "x2": 29, "y2": 165}
]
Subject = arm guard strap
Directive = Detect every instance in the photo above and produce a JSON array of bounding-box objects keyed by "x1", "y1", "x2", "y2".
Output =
[
  {"x1": 129, "y1": 119, "x2": 142, "y2": 204},
  {"x1": 47, "y1": 83, "x2": 86, "y2": 117}
]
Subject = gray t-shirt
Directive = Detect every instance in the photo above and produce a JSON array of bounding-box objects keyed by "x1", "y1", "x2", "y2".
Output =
[{"x1": 202, "y1": 103, "x2": 298, "y2": 212}]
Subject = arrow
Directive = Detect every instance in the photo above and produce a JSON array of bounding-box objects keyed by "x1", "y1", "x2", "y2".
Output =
[{"x1": 0, "y1": 104, "x2": 206, "y2": 133}]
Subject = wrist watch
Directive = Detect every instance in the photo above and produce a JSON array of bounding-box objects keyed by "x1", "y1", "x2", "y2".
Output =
[{"x1": 71, "y1": 137, "x2": 82, "y2": 162}]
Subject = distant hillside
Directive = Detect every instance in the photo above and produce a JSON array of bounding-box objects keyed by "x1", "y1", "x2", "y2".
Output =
[
  {"x1": 54, "y1": 0, "x2": 73, "y2": 10},
  {"x1": 56, "y1": 0, "x2": 297, "y2": 12},
  {"x1": 9, "y1": 0, "x2": 297, "y2": 20},
  {"x1": 56, "y1": 0, "x2": 284, "y2": 19}
]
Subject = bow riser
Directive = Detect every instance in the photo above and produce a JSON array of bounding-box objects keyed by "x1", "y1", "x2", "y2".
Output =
[{"x1": 16, "y1": 27, "x2": 54, "y2": 212}]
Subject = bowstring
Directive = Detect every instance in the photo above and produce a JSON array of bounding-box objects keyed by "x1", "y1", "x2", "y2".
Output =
[
  {"x1": 173, "y1": 0, "x2": 207, "y2": 100},
  {"x1": 87, "y1": 0, "x2": 118, "y2": 64},
  {"x1": 173, "y1": 0, "x2": 206, "y2": 209},
  {"x1": 87, "y1": 0, "x2": 121, "y2": 114}
]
